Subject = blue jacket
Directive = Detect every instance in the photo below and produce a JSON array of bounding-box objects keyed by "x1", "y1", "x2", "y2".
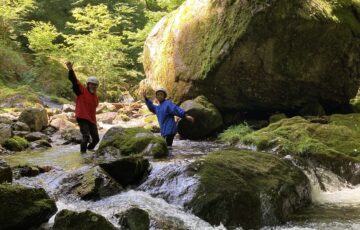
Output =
[{"x1": 145, "y1": 98, "x2": 186, "y2": 136}]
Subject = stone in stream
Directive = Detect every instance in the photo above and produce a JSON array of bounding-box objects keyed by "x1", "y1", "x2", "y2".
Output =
[
  {"x1": 53, "y1": 209, "x2": 117, "y2": 230},
  {"x1": 0, "y1": 123, "x2": 12, "y2": 145},
  {"x1": 95, "y1": 127, "x2": 167, "y2": 186},
  {"x1": 2, "y1": 136, "x2": 29, "y2": 151},
  {"x1": 12, "y1": 165, "x2": 53, "y2": 179},
  {"x1": 56, "y1": 166, "x2": 122, "y2": 200},
  {"x1": 0, "y1": 160, "x2": 12, "y2": 183},
  {"x1": 0, "y1": 184, "x2": 57, "y2": 230},
  {"x1": 117, "y1": 207, "x2": 150, "y2": 230},
  {"x1": 178, "y1": 95, "x2": 223, "y2": 139},
  {"x1": 60, "y1": 128, "x2": 82, "y2": 144},
  {"x1": 25, "y1": 131, "x2": 52, "y2": 142},
  {"x1": 18, "y1": 108, "x2": 48, "y2": 132},
  {"x1": 143, "y1": 0, "x2": 360, "y2": 115},
  {"x1": 184, "y1": 150, "x2": 311, "y2": 229}
]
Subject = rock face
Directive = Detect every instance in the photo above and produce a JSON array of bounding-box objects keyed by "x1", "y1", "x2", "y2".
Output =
[
  {"x1": 53, "y1": 209, "x2": 117, "y2": 230},
  {"x1": 0, "y1": 184, "x2": 57, "y2": 230},
  {"x1": 143, "y1": 0, "x2": 360, "y2": 114},
  {"x1": 178, "y1": 95, "x2": 223, "y2": 139},
  {"x1": 185, "y1": 150, "x2": 311, "y2": 229},
  {"x1": 0, "y1": 160, "x2": 12, "y2": 183},
  {"x1": 19, "y1": 108, "x2": 48, "y2": 131}
]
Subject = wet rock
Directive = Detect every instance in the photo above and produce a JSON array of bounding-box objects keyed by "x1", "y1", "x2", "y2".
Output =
[
  {"x1": 97, "y1": 112, "x2": 118, "y2": 124},
  {"x1": 178, "y1": 96, "x2": 222, "y2": 140},
  {"x1": 143, "y1": 0, "x2": 360, "y2": 115},
  {"x1": 53, "y1": 209, "x2": 117, "y2": 230},
  {"x1": 0, "y1": 160, "x2": 12, "y2": 183},
  {"x1": 3, "y1": 136, "x2": 29, "y2": 151},
  {"x1": 18, "y1": 108, "x2": 48, "y2": 132},
  {"x1": 50, "y1": 116, "x2": 77, "y2": 130},
  {"x1": 62, "y1": 104, "x2": 75, "y2": 113},
  {"x1": 269, "y1": 113, "x2": 287, "y2": 123},
  {"x1": 61, "y1": 128, "x2": 82, "y2": 144},
  {"x1": 98, "y1": 155, "x2": 150, "y2": 187},
  {"x1": 25, "y1": 132, "x2": 51, "y2": 142},
  {"x1": 118, "y1": 207, "x2": 150, "y2": 230},
  {"x1": 31, "y1": 139, "x2": 52, "y2": 149},
  {"x1": 0, "y1": 123, "x2": 12, "y2": 145},
  {"x1": 185, "y1": 150, "x2": 311, "y2": 229},
  {"x1": 0, "y1": 184, "x2": 57, "y2": 230},
  {"x1": 12, "y1": 121, "x2": 30, "y2": 131},
  {"x1": 98, "y1": 126, "x2": 168, "y2": 158},
  {"x1": 57, "y1": 166, "x2": 122, "y2": 200},
  {"x1": 43, "y1": 126, "x2": 58, "y2": 135}
]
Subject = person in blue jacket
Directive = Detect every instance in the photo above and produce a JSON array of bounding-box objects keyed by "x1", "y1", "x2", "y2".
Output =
[{"x1": 143, "y1": 88, "x2": 194, "y2": 146}]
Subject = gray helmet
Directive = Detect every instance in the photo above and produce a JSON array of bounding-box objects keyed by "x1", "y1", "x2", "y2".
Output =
[
  {"x1": 155, "y1": 87, "x2": 167, "y2": 97},
  {"x1": 87, "y1": 76, "x2": 99, "y2": 85}
]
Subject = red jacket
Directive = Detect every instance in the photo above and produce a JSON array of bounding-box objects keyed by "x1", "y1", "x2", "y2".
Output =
[{"x1": 69, "y1": 70, "x2": 99, "y2": 124}]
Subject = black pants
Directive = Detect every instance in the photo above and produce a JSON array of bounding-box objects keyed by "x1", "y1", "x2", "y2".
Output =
[
  {"x1": 77, "y1": 118, "x2": 99, "y2": 153},
  {"x1": 164, "y1": 134, "x2": 176, "y2": 147}
]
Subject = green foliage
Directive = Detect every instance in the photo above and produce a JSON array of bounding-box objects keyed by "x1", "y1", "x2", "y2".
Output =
[
  {"x1": 219, "y1": 123, "x2": 254, "y2": 145},
  {"x1": 3, "y1": 136, "x2": 30, "y2": 151}
]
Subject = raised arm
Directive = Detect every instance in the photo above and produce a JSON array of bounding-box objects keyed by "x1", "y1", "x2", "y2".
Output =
[
  {"x1": 142, "y1": 89, "x2": 156, "y2": 114},
  {"x1": 66, "y1": 62, "x2": 82, "y2": 96},
  {"x1": 168, "y1": 101, "x2": 195, "y2": 122}
]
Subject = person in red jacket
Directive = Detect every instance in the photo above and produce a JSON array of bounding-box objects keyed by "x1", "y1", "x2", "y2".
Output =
[{"x1": 66, "y1": 62, "x2": 99, "y2": 153}]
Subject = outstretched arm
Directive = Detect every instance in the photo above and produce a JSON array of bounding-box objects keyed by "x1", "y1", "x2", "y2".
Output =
[
  {"x1": 66, "y1": 62, "x2": 82, "y2": 96},
  {"x1": 168, "y1": 102, "x2": 195, "y2": 122}
]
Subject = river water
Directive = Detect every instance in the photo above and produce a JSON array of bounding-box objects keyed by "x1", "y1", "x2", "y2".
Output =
[{"x1": 3, "y1": 131, "x2": 360, "y2": 230}]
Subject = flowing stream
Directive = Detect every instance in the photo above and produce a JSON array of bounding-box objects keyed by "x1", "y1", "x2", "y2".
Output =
[{"x1": 3, "y1": 128, "x2": 360, "y2": 230}]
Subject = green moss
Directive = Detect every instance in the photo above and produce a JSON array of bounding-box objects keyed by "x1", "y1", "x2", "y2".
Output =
[
  {"x1": 98, "y1": 127, "x2": 168, "y2": 158},
  {"x1": 219, "y1": 123, "x2": 253, "y2": 145},
  {"x1": 3, "y1": 136, "x2": 30, "y2": 151},
  {"x1": 187, "y1": 150, "x2": 310, "y2": 229}
]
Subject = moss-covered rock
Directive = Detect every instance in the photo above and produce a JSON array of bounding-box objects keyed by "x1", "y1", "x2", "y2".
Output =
[
  {"x1": 60, "y1": 128, "x2": 82, "y2": 144},
  {"x1": 143, "y1": 0, "x2": 360, "y2": 114},
  {"x1": 186, "y1": 150, "x2": 311, "y2": 229},
  {"x1": 269, "y1": 113, "x2": 287, "y2": 123},
  {"x1": 0, "y1": 184, "x2": 57, "y2": 230},
  {"x1": 19, "y1": 108, "x2": 48, "y2": 132},
  {"x1": 97, "y1": 126, "x2": 168, "y2": 158},
  {"x1": 3, "y1": 136, "x2": 29, "y2": 151},
  {"x1": 178, "y1": 95, "x2": 223, "y2": 139},
  {"x1": 221, "y1": 114, "x2": 360, "y2": 184},
  {"x1": 118, "y1": 207, "x2": 150, "y2": 230},
  {"x1": 53, "y1": 209, "x2": 117, "y2": 230},
  {"x1": 0, "y1": 160, "x2": 12, "y2": 183},
  {"x1": 57, "y1": 166, "x2": 122, "y2": 200},
  {"x1": 0, "y1": 123, "x2": 12, "y2": 145}
]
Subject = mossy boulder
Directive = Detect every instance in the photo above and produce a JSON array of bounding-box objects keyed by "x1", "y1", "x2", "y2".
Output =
[
  {"x1": 0, "y1": 123, "x2": 12, "y2": 145},
  {"x1": 0, "y1": 160, "x2": 12, "y2": 183},
  {"x1": 53, "y1": 209, "x2": 117, "y2": 230},
  {"x1": 221, "y1": 114, "x2": 360, "y2": 184},
  {"x1": 0, "y1": 184, "x2": 57, "y2": 230},
  {"x1": 178, "y1": 95, "x2": 223, "y2": 139},
  {"x1": 118, "y1": 207, "x2": 150, "y2": 230},
  {"x1": 57, "y1": 166, "x2": 122, "y2": 200},
  {"x1": 97, "y1": 126, "x2": 168, "y2": 158},
  {"x1": 269, "y1": 113, "x2": 287, "y2": 123},
  {"x1": 19, "y1": 108, "x2": 48, "y2": 132},
  {"x1": 3, "y1": 136, "x2": 29, "y2": 151},
  {"x1": 143, "y1": 0, "x2": 360, "y2": 115},
  {"x1": 185, "y1": 150, "x2": 311, "y2": 229}
]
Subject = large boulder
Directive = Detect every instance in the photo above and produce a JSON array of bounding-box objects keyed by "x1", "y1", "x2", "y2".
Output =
[
  {"x1": 19, "y1": 108, "x2": 48, "y2": 132},
  {"x1": 185, "y1": 150, "x2": 311, "y2": 229},
  {"x1": 0, "y1": 123, "x2": 12, "y2": 145},
  {"x1": 0, "y1": 184, "x2": 57, "y2": 230},
  {"x1": 178, "y1": 95, "x2": 223, "y2": 139},
  {"x1": 221, "y1": 114, "x2": 360, "y2": 185},
  {"x1": 53, "y1": 209, "x2": 117, "y2": 230},
  {"x1": 143, "y1": 0, "x2": 360, "y2": 114},
  {"x1": 57, "y1": 166, "x2": 122, "y2": 200},
  {"x1": 118, "y1": 207, "x2": 150, "y2": 230},
  {"x1": 0, "y1": 160, "x2": 12, "y2": 183}
]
